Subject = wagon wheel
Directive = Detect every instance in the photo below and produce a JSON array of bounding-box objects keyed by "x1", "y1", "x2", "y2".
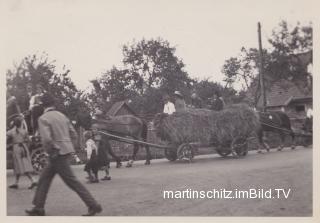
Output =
[
  {"x1": 31, "y1": 147, "x2": 49, "y2": 173},
  {"x1": 177, "y1": 143, "x2": 195, "y2": 162},
  {"x1": 165, "y1": 148, "x2": 178, "y2": 161},
  {"x1": 233, "y1": 138, "x2": 248, "y2": 157},
  {"x1": 216, "y1": 147, "x2": 232, "y2": 157}
]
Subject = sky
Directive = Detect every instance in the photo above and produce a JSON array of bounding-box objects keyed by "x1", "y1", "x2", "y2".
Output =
[{"x1": 1, "y1": 0, "x2": 317, "y2": 91}]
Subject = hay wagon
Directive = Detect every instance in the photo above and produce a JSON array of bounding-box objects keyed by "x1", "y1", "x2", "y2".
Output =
[
  {"x1": 95, "y1": 126, "x2": 251, "y2": 163},
  {"x1": 95, "y1": 104, "x2": 257, "y2": 162},
  {"x1": 160, "y1": 134, "x2": 252, "y2": 162},
  {"x1": 152, "y1": 104, "x2": 259, "y2": 162}
]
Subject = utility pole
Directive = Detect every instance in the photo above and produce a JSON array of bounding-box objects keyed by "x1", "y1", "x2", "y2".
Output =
[{"x1": 258, "y1": 22, "x2": 267, "y2": 112}]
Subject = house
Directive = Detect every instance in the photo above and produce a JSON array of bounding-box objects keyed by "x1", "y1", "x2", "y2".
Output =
[
  {"x1": 256, "y1": 50, "x2": 313, "y2": 129},
  {"x1": 107, "y1": 101, "x2": 137, "y2": 116},
  {"x1": 257, "y1": 79, "x2": 312, "y2": 118}
]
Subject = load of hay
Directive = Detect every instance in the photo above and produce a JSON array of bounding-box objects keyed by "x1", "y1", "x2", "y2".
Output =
[{"x1": 153, "y1": 104, "x2": 260, "y2": 147}]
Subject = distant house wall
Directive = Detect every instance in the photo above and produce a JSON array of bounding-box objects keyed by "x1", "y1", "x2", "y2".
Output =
[{"x1": 266, "y1": 99, "x2": 312, "y2": 130}]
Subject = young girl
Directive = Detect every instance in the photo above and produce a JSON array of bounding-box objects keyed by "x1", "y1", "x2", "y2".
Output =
[
  {"x1": 83, "y1": 131, "x2": 99, "y2": 183},
  {"x1": 7, "y1": 117, "x2": 37, "y2": 189}
]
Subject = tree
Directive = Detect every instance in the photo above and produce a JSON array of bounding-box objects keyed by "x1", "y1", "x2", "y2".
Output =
[
  {"x1": 122, "y1": 38, "x2": 193, "y2": 95},
  {"x1": 221, "y1": 47, "x2": 268, "y2": 90},
  {"x1": 192, "y1": 79, "x2": 240, "y2": 106},
  {"x1": 6, "y1": 53, "x2": 89, "y2": 120},
  {"x1": 90, "y1": 38, "x2": 194, "y2": 115},
  {"x1": 221, "y1": 20, "x2": 312, "y2": 106},
  {"x1": 266, "y1": 21, "x2": 312, "y2": 82}
]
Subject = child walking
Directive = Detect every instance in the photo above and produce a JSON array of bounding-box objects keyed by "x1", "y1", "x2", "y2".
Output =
[{"x1": 83, "y1": 131, "x2": 99, "y2": 183}]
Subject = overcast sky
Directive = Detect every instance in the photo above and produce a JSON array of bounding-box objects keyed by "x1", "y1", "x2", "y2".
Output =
[{"x1": 1, "y1": 0, "x2": 316, "y2": 91}]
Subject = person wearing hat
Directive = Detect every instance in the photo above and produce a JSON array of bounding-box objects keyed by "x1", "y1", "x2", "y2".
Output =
[
  {"x1": 163, "y1": 94, "x2": 176, "y2": 115},
  {"x1": 191, "y1": 92, "x2": 203, "y2": 109},
  {"x1": 174, "y1": 91, "x2": 186, "y2": 112},
  {"x1": 26, "y1": 93, "x2": 102, "y2": 216},
  {"x1": 209, "y1": 91, "x2": 225, "y2": 111}
]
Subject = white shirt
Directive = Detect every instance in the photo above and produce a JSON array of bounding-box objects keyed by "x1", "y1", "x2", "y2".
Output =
[
  {"x1": 163, "y1": 101, "x2": 176, "y2": 115},
  {"x1": 307, "y1": 108, "x2": 313, "y2": 118},
  {"x1": 85, "y1": 139, "x2": 97, "y2": 159},
  {"x1": 29, "y1": 93, "x2": 43, "y2": 110}
]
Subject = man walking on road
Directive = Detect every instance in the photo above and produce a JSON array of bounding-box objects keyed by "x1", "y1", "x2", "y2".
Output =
[{"x1": 25, "y1": 93, "x2": 102, "y2": 216}]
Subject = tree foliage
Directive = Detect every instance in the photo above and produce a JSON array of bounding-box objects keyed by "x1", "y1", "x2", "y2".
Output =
[
  {"x1": 122, "y1": 38, "x2": 192, "y2": 94},
  {"x1": 90, "y1": 38, "x2": 195, "y2": 115},
  {"x1": 221, "y1": 21, "x2": 312, "y2": 106},
  {"x1": 6, "y1": 53, "x2": 89, "y2": 120}
]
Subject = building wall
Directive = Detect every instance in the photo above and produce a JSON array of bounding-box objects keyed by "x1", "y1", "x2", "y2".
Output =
[{"x1": 267, "y1": 100, "x2": 312, "y2": 130}]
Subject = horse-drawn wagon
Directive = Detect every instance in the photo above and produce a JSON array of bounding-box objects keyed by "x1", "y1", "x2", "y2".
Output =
[
  {"x1": 81, "y1": 104, "x2": 260, "y2": 167},
  {"x1": 152, "y1": 104, "x2": 259, "y2": 162}
]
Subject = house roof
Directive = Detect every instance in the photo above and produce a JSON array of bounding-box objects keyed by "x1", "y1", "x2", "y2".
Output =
[
  {"x1": 290, "y1": 50, "x2": 312, "y2": 67},
  {"x1": 106, "y1": 101, "x2": 136, "y2": 116},
  {"x1": 285, "y1": 96, "x2": 312, "y2": 105},
  {"x1": 257, "y1": 79, "x2": 312, "y2": 107}
]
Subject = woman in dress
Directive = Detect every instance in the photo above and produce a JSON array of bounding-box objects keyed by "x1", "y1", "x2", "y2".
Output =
[{"x1": 7, "y1": 117, "x2": 37, "y2": 189}]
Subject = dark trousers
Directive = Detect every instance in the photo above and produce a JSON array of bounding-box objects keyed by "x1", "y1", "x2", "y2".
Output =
[{"x1": 32, "y1": 154, "x2": 98, "y2": 209}]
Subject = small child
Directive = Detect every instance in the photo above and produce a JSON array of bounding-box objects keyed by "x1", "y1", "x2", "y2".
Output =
[
  {"x1": 93, "y1": 133, "x2": 111, "y2": 181},
  {"x1": 83, "y1": 131, "x2": 99, "y2": 183}
]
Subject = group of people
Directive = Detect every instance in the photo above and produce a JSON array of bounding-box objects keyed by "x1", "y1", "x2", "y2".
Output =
[
  {"x1": 7, "y1": 86, "x2": 223, "y2": 217},
  {"x1": 163, "y1": 90, "x2": 225, "y2": 115},
  {"x1": 7, "y1": 83, "x2": 46, "y2": 134},
  {"x1": 7, "y1": 89, "x2": 105, "y2": 216},
  {"x1": 83, "y1": 130, "x2": 112, "y2": 183}
]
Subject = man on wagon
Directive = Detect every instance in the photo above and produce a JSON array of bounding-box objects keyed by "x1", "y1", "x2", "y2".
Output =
[
  {"x1": 209, "y1": 91, "x2": 225, "y2": 111},
  {"x1": 191, "y1": 92, "x2": 203, "y2": 108},
  {"x1": 173, "y1": 91, "x2": 186, "y2": 112},
  {"x1": 163, "y1": 94, "x2": 176, "y2": 115}
]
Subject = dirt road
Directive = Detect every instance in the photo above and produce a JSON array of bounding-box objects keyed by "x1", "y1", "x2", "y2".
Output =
[{"x1": 7, "y1": 146, "x2": 312, "y2": 216}]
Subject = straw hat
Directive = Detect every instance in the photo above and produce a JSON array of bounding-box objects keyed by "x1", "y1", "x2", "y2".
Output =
[{"x1": 174, "y1": 91, "x2": 183, "y2": 98}]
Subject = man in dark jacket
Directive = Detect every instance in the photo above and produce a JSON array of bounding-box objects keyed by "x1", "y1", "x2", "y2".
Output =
[
  {"x1": 209, "y1": 91, "x2": 225, "y2": 111},
  {"x1": 191, "y1": 92, "x2": 203, "y2": 109},
  {"x1": 25, "y1": 93, "x2": 102, "y2": 216}
]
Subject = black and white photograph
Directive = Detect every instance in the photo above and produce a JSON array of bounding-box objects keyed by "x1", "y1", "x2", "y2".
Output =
[{"x1": 2, "y1": 0, "x2": 318, "y2": 221}]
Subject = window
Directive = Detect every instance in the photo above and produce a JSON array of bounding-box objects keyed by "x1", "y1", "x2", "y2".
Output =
[{"x1": 295, "y1": 105, "x2": 305, "y2": 112}]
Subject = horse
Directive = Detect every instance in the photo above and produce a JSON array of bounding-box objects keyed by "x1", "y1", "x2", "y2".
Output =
[
  {"x1": 76, "y1": 112, "x2": 152, "y2": 168},
  {"x1": 257, "y1": 110, "x2": 295, "y2": 152}
]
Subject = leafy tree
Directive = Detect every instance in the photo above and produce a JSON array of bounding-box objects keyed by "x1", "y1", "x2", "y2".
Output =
[
  {"x1": 192, "y1": 79, "x2": 240, "y2": 106},
  {"x1": 122, "y1": 38, "x2": 193, "y2": 94},
  {"x1": 221, "y1": 20, "x2": 312, "y2": 106},
  {"x1": 6, "y1": 53, "x2": 89, "y2": 121},
  {"x1": 266, "y1": 21, "x2": 312, "y2": 83},
  {"x1": 90, "y1": 38, "x2": 194, "y2": 115}
]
